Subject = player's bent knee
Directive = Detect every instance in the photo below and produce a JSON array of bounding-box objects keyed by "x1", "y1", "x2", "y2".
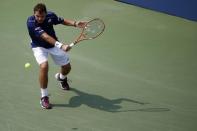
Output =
[
  {"x1": 40, "y1": 62, "x2": 48, "y2": 70},
  {"x1": 62, "y1": 63, "x2": 71, "y2": 71}
]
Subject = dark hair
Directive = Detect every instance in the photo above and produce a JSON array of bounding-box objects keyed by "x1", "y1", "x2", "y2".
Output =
[{"x1": 34, "y1": 3, "x2": 47, "y2": 13}]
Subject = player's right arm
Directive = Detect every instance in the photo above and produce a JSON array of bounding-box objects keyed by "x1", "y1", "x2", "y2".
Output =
[{"x1": 40, "y1": 32, "x2": 71, "y2": 52}]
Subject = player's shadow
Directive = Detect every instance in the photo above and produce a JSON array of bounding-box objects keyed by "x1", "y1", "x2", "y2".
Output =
[{"x1": 53, "y1": 88, "x2": 155, "y2": 112}]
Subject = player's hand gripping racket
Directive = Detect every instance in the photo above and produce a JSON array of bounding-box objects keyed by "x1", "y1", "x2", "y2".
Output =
[{"x1": 69, "y1": 18, "x2": 105, "y2": 47}]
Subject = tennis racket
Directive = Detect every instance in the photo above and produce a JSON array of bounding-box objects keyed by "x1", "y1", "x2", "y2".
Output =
[{"x1": 69, "y1": 18, "x2": 105, "y2": 47}]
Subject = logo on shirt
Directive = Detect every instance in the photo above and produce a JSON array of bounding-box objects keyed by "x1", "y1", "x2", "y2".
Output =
[
  {"x1": 35, "y1": 27, "x2": 44, "y2": 33},
  {"x1": 38, "y1": 30, "x2": 44, "y2": 33},
  {"x1": 35, "y1": 27, "x2": 41, "y2": 31}
]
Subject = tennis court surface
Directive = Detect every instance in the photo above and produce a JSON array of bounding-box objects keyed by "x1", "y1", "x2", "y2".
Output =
[{"x1": 0, "y1": 0, "x2": 197, "y2": 131}]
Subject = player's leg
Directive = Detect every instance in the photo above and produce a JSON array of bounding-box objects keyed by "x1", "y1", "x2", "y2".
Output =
[
  {"x1": 32, "y1": 47, "x2": 52, "y2": 109},
  {"x1": 50, "y1": 47, "x2": 71, "y2": 90},
  {"x1": 39, "y1": 62, "x2": 48, "y2": 91},
  {"x1": 56, "y1": 63, "x2": 71, "y2": 90},
  {"x1": 61, "y1": 63, "x2": 71, "y2": 76}
]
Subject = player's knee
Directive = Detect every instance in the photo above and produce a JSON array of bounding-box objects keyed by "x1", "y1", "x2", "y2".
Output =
[
  {"x1": 62, "y1": 63, "x2": 71, "y2": 71},
  {"x1": 67, "y1": 64, "x2": 72, "y2": 71},
  {"x1": 68, "y1": 64, "x2": 71, "y2": 71},
  {"x1": 40, "y1": 62, "x2": 48, "y2": 70}
]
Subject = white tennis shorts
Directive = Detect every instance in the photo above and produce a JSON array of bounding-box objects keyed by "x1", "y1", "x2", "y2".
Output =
[{"x1": 32, "y1": 47, "x2": 70, "y2": 65}]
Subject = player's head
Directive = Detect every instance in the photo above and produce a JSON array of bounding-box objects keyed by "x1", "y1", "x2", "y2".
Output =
[{"x1": 34, "y1": 3, "x2": 47, "y2": 24}]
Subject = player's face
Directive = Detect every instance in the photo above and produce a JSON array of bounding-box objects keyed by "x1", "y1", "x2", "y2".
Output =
[{"x1": 34, "y1": 11, "x2": 46, "y2": 24}]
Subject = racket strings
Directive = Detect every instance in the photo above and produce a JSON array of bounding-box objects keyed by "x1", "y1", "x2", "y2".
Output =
[{"x1": 83, "y1": 19, "x2": 105, "y2": 39}]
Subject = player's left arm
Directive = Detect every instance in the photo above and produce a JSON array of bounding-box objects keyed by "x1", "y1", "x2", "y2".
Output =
[
  {"x1": 62, "y1": 19, "x2": 86, "y2": 28},
  {"x1": 62, "y1": 19, "x2": 76, "y2": 27},
  {"x1": 52, "y1": 12, "x2": 86, "y2": 28}
]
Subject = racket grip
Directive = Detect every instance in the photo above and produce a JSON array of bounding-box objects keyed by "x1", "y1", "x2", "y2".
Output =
[{"x1": 69, "y1": 43, "x2": 75, "y2": 47}]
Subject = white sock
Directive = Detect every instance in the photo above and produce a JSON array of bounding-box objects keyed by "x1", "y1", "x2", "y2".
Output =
[
  {"x1": 41, "y1": 88, "x2": 48, "y2": 98},
  {"x1": 60, "y1": 73, "x2": 66, "y2": 80}
]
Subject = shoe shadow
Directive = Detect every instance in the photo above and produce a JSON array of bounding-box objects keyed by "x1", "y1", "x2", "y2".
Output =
[{"x1": 52, "y1": 88, "x2": 164, "y2": 113}]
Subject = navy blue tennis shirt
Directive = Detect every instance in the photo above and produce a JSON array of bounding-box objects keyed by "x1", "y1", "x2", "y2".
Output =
[{"x1": 27, "y1": 11, "x2": 64, "y2": 48}]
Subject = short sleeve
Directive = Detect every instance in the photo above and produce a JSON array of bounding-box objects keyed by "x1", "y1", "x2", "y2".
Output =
[{"x1": 51, "y1": 13, "x2": 64, "y2": 25}]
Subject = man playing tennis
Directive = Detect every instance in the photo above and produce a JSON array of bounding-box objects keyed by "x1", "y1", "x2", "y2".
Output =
[{"x1": 27, "y1": 3, "x2": 85, "y2": 109}]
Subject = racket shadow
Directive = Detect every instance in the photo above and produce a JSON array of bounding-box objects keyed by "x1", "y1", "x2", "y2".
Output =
[{"x1": 53, "y1": 88, "x2": 149, "y2": 112}]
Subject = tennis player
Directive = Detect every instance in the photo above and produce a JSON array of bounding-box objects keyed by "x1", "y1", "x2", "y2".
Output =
[{"x1": 27, "y1": 3, "x2": 85, "y2": 109}]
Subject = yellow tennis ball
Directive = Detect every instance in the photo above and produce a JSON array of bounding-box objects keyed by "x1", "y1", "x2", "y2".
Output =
[{"x1": 25, "y1": 63, "x2": 31, "y2": 68}]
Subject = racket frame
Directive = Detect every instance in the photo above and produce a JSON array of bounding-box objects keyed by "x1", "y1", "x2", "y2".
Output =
[{"x1": 69, "y1": 18, "x2": 105, "y2": 47}]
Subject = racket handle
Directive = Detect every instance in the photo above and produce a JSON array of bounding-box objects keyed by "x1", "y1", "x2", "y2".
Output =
[{"x1": 69, "y1": 42, "x2": 75, "y2": 47}]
